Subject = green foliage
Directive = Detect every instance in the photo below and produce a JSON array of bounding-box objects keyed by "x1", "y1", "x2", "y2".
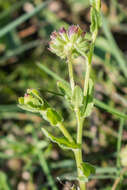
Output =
[
  {"x1": 37, "y1": 62, "x2": 127, "y2": 119},
  {"x1": 46, "y1": 108, "x2": 63, "y2": 126},
  {"x1": 81, "y1": 79, "x2": 94, "y2": 118},
  {"x1": 57, "y1": 81, "x2": 72, "y2": 100},
  {"x1": 72, "y1": 85, "x2": 83, "y2": 108},
  {"x1": 90, "y1": 7, "x2": 102, "y2": 33},
  {"x1": 42, "y1": 128, "x2": 80, "y2": 150},
  {"x1": 1, "y1": 0, "x2": 127, "y2": 189},
  {"x1": 81, "y1": 162, "x2": 96, "y2": 178},
  {"x1": 0, "y1": 0, "x2": 51, "y2": 38}
]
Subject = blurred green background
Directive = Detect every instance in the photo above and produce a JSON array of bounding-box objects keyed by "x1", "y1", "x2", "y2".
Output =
[{"x1": 0, "y1": 0, "x2": 127, "y2": 189}]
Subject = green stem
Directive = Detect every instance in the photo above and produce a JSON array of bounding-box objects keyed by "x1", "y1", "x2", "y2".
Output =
[
  {"x1": 58, "y1": 123, "x2": 74, "y2": 143},
  {"x1": 68, "y1": 55, "x2": 75, "y2": 92},
  {"x1": 74, "y1": 150, "x2": 86, "y2": 190},
  {"x1": 74, "y1": 109, "x2": 86, "y2": 190}
]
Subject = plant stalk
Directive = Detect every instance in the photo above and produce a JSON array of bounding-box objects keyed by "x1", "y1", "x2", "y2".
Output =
[
  {"x1": 74, "y1": 109, "x2": 86, "y2": 190},
  {"x1": 74, "y1": 150, "x2": 86, "y2": 190}
]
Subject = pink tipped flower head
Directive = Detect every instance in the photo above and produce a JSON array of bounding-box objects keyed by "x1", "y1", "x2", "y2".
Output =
[
  {"x1": 68, "y1": 25, "x2": 79, "y2": 38},
  {"x1": 49, "y1": 25, "x2": 90, "y2": 59},
  {"x1": 58, "y1": 27, "x2": 66, "y2": 35},
  {"x1": 50, "y1": 31, "x2": 58, "y2": 40}
]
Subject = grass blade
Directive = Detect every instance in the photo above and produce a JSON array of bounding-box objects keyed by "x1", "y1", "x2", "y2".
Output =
[
  {"x1": 0, "y1": 0, "x2": 51, "y2": 38},
  {"x1": 116, "y1": 118, "x2": 124, "y2": 168},
  {"x1": 37, "y1": 62, "x2": 68, "y2": 84},
  {"x1": 0, "y1": 40, "x2": 45, "y2": 64},
  {"x1": 0, "y1": 0, "x2": 31, "y2": 20},
  {"x1": 94, "y1": 99, "x2": 127, "y2": 120},
  {"x1": 102, "y1": 15, "x2": 127, "y2": 78},
  {"x1": 37, "y1": 150, "x2": 58, "y2": 190}
]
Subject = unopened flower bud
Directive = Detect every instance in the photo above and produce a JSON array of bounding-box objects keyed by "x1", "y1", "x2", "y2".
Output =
[
  {"x1": 18, "y1": 89, "x2": 44, "y2": 112},
  {"x1": 18, "y1": 89, "x2": 63, "y2": 127}
]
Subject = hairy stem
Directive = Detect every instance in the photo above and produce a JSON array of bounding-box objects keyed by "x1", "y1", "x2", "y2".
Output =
[
  {"x1": 74, "y1": 109, "x2": 86, "y2": 190},
  {"x1": 74, "y1": 150, "x2": 86, "y2": 190}
]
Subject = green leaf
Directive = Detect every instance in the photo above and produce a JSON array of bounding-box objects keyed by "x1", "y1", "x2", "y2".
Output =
[
  {"x1": 46, "y1": 108, "x2": 63, "y2": 126},
  {"x1": 81, "y1": 162, "x2": 96, "y2": 178},
  {"x1": 42, "y1": 128, "x2": 80, "y2": 150},
  {"x1": 18, "y1": 104, "x2": 41, "y2": 113},
  {"x1": 90, "y1": 7, "x2": 101, "y2": 33},
  {"x1": 84, "y1": 101, "x2": 94, "y2": 118},
  {"x1": 72, "y1": 85, "x2": 83, "y2": 108},
  {"x1": 57, "y1": 81, "x2": 72, "y2": 100},
  {"x1": 94, "y1": 99, "x2": 127, "y2": 119},
  {"x1": 81, "y1": 79, "x2": 94, "y2": 118}
]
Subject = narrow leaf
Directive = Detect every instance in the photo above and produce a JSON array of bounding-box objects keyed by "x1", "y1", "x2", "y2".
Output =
[
  {"x1": 82, "y1": 79, "x2": 94, "y2": 118},
  {"x1": 0, "y1": 0, "x2": 51, "y2": 38},
  {"x1": 94, "y1": 99, "x2": 127, "y2": 119},
  {"x1": 46, "y1": 108, "x2": 63, "y2": 126},
  {"x1": 57, "y1": 81, "x2": 72, "y2": 99},
  {"x1": 72, "y1": 85, "x2": 83, "y2": 108},
  {"x1": 42, "y1": 128, "x2": 80, "y2": 150},
  {"x1": 90, "y1": 7, "x2": 101, "y2": 33}
]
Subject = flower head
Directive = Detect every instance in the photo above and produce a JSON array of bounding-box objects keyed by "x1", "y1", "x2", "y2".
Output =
[{"x1": 49, "y1": 25, "x2": 90, "y2": 59}]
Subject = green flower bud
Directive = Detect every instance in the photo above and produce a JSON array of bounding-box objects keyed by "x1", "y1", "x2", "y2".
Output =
[
  {"x1": 18, "y1": 89, "x2": 44, "y2": 112},
  {"x1": 18, "y1": 89, "x2": 63, "y2": 127},
  {"x1": 49, "y1": 25, "x2": 91, "y2": 59}
]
